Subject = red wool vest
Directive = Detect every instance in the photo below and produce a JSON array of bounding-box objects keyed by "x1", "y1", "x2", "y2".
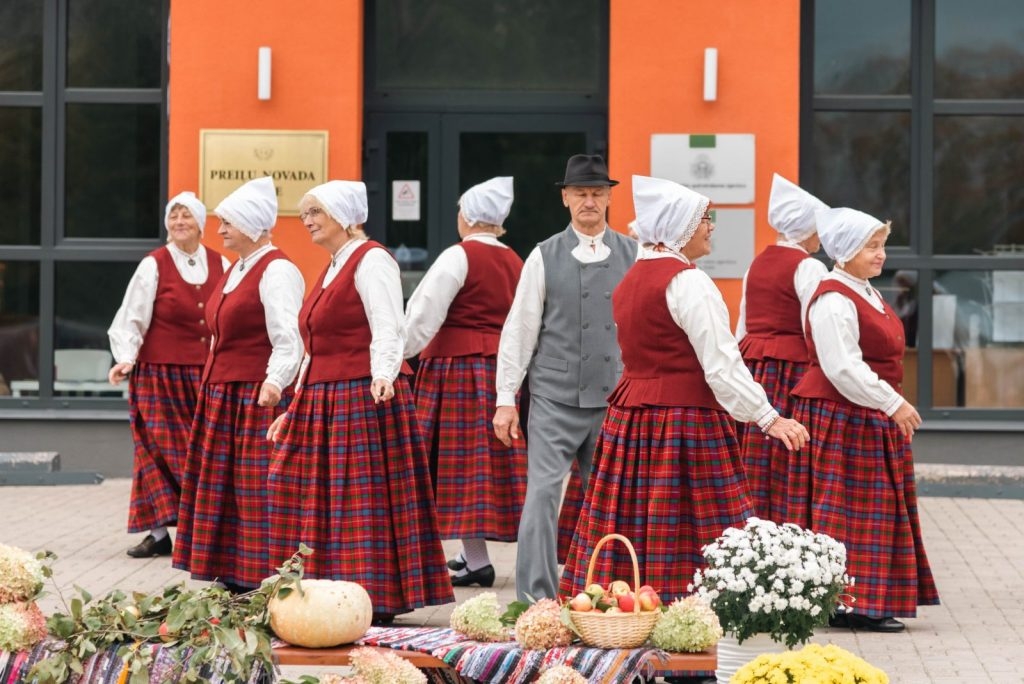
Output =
[
  {"x1": 301, "y1": 241, "x2": 413, "y2": 383},
  {"x1": 137, "y1": 245, "x2": 225, "y2": 365},
  {"x1": 739, "y1": 245, "x2": 814, "y2": 363},
  {"x1": 792, "y1": 279, "x2": 906, "y2": 404},
  {"x1": 420, "y1": 240, "x2": 524, "y2": 358},
  {"x1": 606, "y1": 258, "x2": 723, "y2": 409},
  {"x1": 202, "y1": 250, "x2": 289, "y2": 385}
]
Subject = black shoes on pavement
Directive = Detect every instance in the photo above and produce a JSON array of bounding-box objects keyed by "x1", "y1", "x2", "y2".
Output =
[
  {"x1": 450, "y1": 564, "x2": 496, "y2": 587},
  {"x1": 829, "y1": 610, "x2": 905, "y2": 633},
  {"x1": 126, "y1": 534, "x2": 172, "y2": 558}
]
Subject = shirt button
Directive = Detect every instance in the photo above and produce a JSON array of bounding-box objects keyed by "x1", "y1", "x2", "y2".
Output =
[
  {"x1": 605, "y1": 324, "x2": 612, "y2": 330},
  {"x1": 582, "y1": 291, "x2": 589, "y2": 298},
  {"x1": 602, "y1": 386, "x2": 609, "y2": 391},
  {"x1": 604, "y1": 292, "x2": 611, "y2": 299},
  {"x1": 604, "y1": 355, "x2": 611, "y2": 361},
  {"x1": 583, "y1": 354, "x2": 590, "y2": 361},
  {"x1": 582, "y1": 322, "x2": 590, "y2": 329},
  {"x1": 580, "y1": 384, "x2": 588, "y2": 391}
]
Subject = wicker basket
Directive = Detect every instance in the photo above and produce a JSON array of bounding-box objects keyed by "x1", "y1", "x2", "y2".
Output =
[{"x1": 569, "y1": 533, "x2": 660, "y2": 649}]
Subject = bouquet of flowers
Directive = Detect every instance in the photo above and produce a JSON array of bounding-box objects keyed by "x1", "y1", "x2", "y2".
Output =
[
  {"x1": 732, "y1": 643, "x2": 888, "y2": 683},
  {"x1": 649, "y1": 595, "x2": 722, "y2": 653},
  {"x1": 449, "y1": 592, "x2": 510, "y2": 642},
  {"x1": 690, "y1": 517, "x2": 850, "y2": 647}
]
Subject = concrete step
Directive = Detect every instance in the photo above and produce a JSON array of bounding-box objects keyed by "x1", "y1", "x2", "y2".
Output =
[
  {"x1": 0, "y1": 451, "x2": 61, "y2": 472},
  {"x1": 916, "y1": 463, "x2": 1024, "y2": 499}
]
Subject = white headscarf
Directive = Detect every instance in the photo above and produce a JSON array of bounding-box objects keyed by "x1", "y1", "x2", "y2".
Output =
[
  {"x1": 631, "y1": 175, "x2": 710, "y2": 250},
  {"x1": 214, "y1": 176, "x2": 278, "y2": 242},
  {"x1": 303, "y1": 180, "x2": 368, "y2": 228},
  {"x1": 164, "y1": 191, "x2": 207, "y2": 237},
  {"x1": 816, "y1": 207, "x2": 888, "y2": 266},
  {"x1": 459, "y1": 176, "x2": 514, "y2": 227},
  {"x1": 767, "y1": 174, "x2": 829, "y2": 242}
]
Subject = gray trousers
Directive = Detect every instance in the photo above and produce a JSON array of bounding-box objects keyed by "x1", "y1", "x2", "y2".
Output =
[{"x1": 515, "y1": 394, "x2": 606, "y2": 601}]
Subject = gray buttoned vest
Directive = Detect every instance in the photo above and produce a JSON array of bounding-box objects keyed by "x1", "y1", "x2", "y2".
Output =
[{"x1": 528, "y1": 225, "x2": 635, "y2": 408}]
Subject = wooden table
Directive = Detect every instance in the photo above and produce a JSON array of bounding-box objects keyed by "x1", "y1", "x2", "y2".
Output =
[{"x1": 274, "y1": 643, "x2": 717, "y2": 673}]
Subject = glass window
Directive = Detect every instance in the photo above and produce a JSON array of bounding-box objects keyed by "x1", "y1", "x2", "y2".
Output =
[
  {"x1": 0, "y1": 107, "x2": 42, "y2": 245},
  {"x1": 55, "y1": 261, "x2": 136, "y2": 353},
  {"x1": 813, "y1": 0, "x2": 911, "y2": 95},
  {"x1": 933, "y1": 116, "x2": 1024, "y2": 255},
  {"x1": 811, "y1": 111, "x2": 911, "y2": 245},
  {"x1": 66, "y1": 0, "x2": 163, "y2": 88},
  {"x1": 935, "y1": 0, "x2": 1024, "y2": 99},
  {"x1": 64, "y1": 103, "x2": 161, "y2": 239},
  {"x1": 385, "y1": 132, "x2": 429, "y2": 270},
  {"x1": 0, "y1": 261, "x2": 40, "y2": 397},
  {"x1": 374, "y1": 0, "x2": 602, "y2": 93},
  {"x1": 0, "y1": 1, "x2": 44, "y2": 91}
]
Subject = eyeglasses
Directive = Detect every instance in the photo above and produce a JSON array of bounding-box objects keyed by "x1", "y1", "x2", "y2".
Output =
[{"x1": 299, "y1": 206, "x2": 324, "y2": 221}]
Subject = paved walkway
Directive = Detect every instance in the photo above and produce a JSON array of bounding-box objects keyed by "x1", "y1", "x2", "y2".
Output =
[{"x1": 2, "y1": 480, "x2": 1023, "y2": 683}]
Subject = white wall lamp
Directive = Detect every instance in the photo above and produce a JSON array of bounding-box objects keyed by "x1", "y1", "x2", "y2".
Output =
[
  {"x1": 258, "y1": 46, "x2": 272, "y2": 100},
  {"x1": 703, "y1": 47, "x2": 718, "y2": 102}
]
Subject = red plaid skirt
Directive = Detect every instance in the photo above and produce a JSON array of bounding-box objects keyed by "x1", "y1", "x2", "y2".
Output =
[
  {"x1": 126, "y1": 362, "x2": 202, "y2": 532},
  {"x1": 737, "y1": 358, "x2": 808, "y2": 521},
  {"x1": 267, "y1": 377, "x2": 454, "y2": 614},
  {"x1": 557, "y1": 462, "x2": 586, "y2": 563},
  {"x1": 559, "y1": 406, "x2": 753, "y2": 604},
  {"x1": 791, "y1": 397, "x2": 940, "y2": 617},
  {"x1": 173, "y1": 381, "x2": 287, "y2": 588},
  {"x1": 413, "y1": 356, "x2": 526, "y2": 541}
]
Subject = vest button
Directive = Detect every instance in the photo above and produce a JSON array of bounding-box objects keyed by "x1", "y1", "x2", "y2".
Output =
[
  {"x1": 582, "y1": 322, "x2": 589, "y2": 329},
  {"x1": 200, "y1": 319, "x2": 205, "y2": 326},
  {"x1": 195, "y1": 285, "x2": 201, "y2": 290},
  {"x1": 198, "y1": 302, "x2": 205, "y2": 308},
  {"x1": 201, "y1": 337, "x2": 207, "y2": 343}
]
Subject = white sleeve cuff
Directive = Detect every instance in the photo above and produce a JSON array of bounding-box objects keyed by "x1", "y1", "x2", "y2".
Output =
[{"x1": 496, "y1": 391, "x2": 517, "y2": 407}]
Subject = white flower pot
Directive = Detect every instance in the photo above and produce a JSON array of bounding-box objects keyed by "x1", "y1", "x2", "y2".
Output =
[{"x1": 715, "y1": 632, "x2": 790, "y2": 683}]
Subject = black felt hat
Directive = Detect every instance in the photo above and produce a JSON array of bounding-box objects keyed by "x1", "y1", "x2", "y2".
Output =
[{"x1": 555, "y1": 154, "x2": 619, "y2": 187}]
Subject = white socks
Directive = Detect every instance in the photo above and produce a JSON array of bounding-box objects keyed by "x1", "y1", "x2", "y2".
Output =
[
  {"x1": 453, "y1": 538, "x2": 491, "y2": 577},
  {"x1": 150, "y1": 526, "x2": 169, "y2": 541}
]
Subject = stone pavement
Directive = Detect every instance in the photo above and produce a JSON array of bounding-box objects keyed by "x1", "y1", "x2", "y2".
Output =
[{"x1": 1, "y1": 479, "x2": 1023, "y2": 683}]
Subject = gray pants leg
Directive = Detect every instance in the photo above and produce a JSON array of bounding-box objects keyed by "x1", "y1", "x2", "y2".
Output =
[{"x1": 515, "y1": 395, "x2": 606, "y2": 601}]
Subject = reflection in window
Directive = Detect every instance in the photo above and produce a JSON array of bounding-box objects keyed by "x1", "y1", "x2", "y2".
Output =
[
  {"x1": 812, "y1": 112, "x2": 910, "y2": 245},
  {"x1": 0, "y1": 261, "x2": 40, "y2": 397},
  {"x1": 0, "y1": 107, "x2": 42, "y2": 245},
  {"x1": 0, "y1": 0, "x2": 43, "y2": 91},
  {"x1": 65, "y1": 104, "x2": 161, "y2": 239},
  {"x1": 385, "y1": 132, "x2": 429, "y2": 271},
  {"x1": 936, "y1": 0, "x2": 1024, "y2": 99},
  {"x1": 55, "y1": 261, "x2": 137, "y2": 354},
  {"x1": 813, "y1": 0, "x2": 910, "y2": 95},
  {"x1": 66, "y1": 0, "x2": 162, "y2": 88},
  {"x1": 933, "y1": 116, "x2": 1024, "y2": 255}
]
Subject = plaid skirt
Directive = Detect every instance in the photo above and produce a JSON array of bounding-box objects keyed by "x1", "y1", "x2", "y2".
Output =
[
  {"x1": 791, "y1": 397, "x2": 941, "y2": 617},
  {"x1": 556, "y1": 461, "x2": 586, "y2": 563},
  {"x1": 736, "y1": 358, "x2": 807, "y2": 521},
  {"x1": 267, "y1": 377, "x2": 454, "y2": 614},
  {"x1": 126, "y1": 362, "x2": 202, "y2": 532},
  {"x1": 559, "y1": 406, "x2": 753, "y2": 604},
  {"x1": 172, "y1": 381, "x2": 288, "y2": 588},
  {"x1": 414, "y1": 356, "x2": 526, "y2": 541}
]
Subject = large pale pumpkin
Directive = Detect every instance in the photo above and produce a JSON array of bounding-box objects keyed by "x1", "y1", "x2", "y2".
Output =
[{"x1": 268, "y1": 579, "x2": 373, "y2": 647}]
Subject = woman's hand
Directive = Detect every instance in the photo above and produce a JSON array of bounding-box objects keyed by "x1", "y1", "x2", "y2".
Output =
[
  {"x1": 371, "y1": 378, "x2": 395, "y2": 404},
  {"x1": 492, "y1": 406, "x2": 521, "y2": 447},
  {"x1": 892, "y1": 400, "x2": 922, "y2": 441},
  {"x1": 258, "y1": 382, "x2": 282, "y2": 407},
  {"x1": 108, "y1": 362, "x2": 133, "y2": 385},
  {"x1": 766, "y1": 416, "x2": 810, "y2": 451},
  {"x1": 266, "y1": 413, "x2": 288, "y2": 443}
]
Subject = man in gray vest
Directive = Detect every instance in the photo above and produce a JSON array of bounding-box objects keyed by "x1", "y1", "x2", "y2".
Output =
[{"x1": 493, "y1": 154, "x2": 635, "y2": 601}]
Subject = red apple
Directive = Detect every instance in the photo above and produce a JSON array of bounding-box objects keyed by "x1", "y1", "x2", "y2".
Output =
[
  {"x1": 617, "y1": 592, "x2": 636, "y2": 613},
  {"x1": 637, "y1": 589, "x2": 662, "y2": 611},
  {"x1": 158, "y1": 622, "x2": 173, "y2": 642},
  {"x1": 638, "y1": 584, "x2": 656, "y2": 595},
  {"x1": 569, "y1": 593, "x2": 593, "y2": 612},
  {"x1": 609, "y1": 580, "x2": 631, "y2": 596}
]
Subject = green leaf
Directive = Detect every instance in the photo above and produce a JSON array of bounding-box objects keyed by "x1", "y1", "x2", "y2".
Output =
[
  {"x1": 559, "y1": 604, "x2": 583, "y2": 637},
  {"x1": 500, "y1": 600, "x2": 531, "y2": 626}
]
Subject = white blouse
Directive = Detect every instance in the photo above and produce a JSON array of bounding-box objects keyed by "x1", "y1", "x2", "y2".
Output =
[
  {"x1": 220, "y1": 244, "x2": 305, "y2": 392},
  {"x1": 735, "y1": 241, "x2": 829, "y2": 342},
  {"x1": 805, "y1": 269, "x2": 903, "y2": 415},
  {"x1": 404, "y1": 233, "x2": 510, "y2": 358},
  {"x1": 108, "y1": 244, "x2": 231, "y2": 365},
  {"x1": 496, "y1": 227, "x2": 640, "y2": 407}
]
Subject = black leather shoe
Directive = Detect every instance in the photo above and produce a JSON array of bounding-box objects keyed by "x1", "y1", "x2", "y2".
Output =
[
  {"x1": 450, "y1": 564, "x2": 496, "y2": 587},
  {"x1": 372, "y1": 612, "x2": 397, "y2": 626},
  {"x1": 828, "y1": 611, "x2": 850, "y2": 628},
  {"x1": 126, "y1": 534, "x2": 172, "y2": 558},
  {"x1": 447, "y1": 554, "x2": 467, "y2": 572},
  {"x1": 847, "y1": 614, "x2": 906, "y2": 633}
]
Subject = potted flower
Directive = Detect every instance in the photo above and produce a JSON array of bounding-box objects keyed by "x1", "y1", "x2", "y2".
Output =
[
  {"x1": 689, "y1": 518, "x2": 850, "y2": 683},
  {"x1": 732, "y1": 643, "x2": 889, "y2": 683}
]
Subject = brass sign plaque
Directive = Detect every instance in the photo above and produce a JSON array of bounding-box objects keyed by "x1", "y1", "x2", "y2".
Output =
[{"x1": 199, "y1": 129, "x2": 329, "y2": 216}]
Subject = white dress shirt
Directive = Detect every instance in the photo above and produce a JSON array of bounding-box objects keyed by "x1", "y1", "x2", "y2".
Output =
[
  {"x1": 496, "y1": 226, "x2": 640, "y2": 407},
  {"x1": 404, "y1": 233, "x2": 510, "y2": 358},
  {"x1": 221, "y1": 244, "x2": 305, "y2": 391},
  {"x1": 648, "y1": 250, "x2": 778, "y2": 429},
  {"x1": 735, "y1": 241, "x2": 829, "y2": 342},
  {"x1": 108, "y1": 244, "x2": 231, "y2": 364},
  {"x1": 806, "y1": 268, "x2": 904, "y2": 415}
]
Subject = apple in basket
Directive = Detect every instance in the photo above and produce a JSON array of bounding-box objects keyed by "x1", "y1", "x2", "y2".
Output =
[
  {"x1": 569, "y1": 593, "x2": 594, "y2": 612},
  {"x1": 616, "y1": 592, "x2": 636, "y2": 613},
  {"x1": 637, "y1": 585, "x2": 662, "y2": 611},
  {"x1": 609, "y1": 580, "x2": 632, "y2": 596},
  {"x1": 584, "y1": 583, "x2": 606, "y2": 600},
  {"x1": 595, "y1": 594, "x2": 618, "y2": 612}
]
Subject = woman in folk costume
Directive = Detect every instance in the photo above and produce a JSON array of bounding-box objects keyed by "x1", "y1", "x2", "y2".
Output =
[
  {"x1": 108, "y1": 192, "x2": 229, "y2": 558},
  {"x1": 790, "y1": 208, "x2": 939, "y2": 632},
  {"x1": 173, "y1": 176, "x2": 304, "y2": 593},
  {"x1": 559, "y1": 176, "x2": 809, "y2": 603},
  {"x1": 266, "y1": 181, "x2": 453, "y2": 622},
  {"x1": 404, "y1": 177, "x2": 527, "y2": 587},
  {"x1": 734, "y1": 174, "x2": 828, "y2": 520}
]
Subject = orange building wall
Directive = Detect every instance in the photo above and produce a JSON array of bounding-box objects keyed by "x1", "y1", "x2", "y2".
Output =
[
  {"x1": 608, "y1": 0, "x2": 802, "y2": 323},
  {"x1": 167, "y1": 0, "x2": 364, "y2": 291}
]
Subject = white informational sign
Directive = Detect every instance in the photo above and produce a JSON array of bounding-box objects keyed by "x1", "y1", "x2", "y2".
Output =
[
  {"x1": 650, "y1": 134, "x2": 755, "y2": 204},
  {"x1": 392, "y1": 180, "x2": 421, "y2": 221},
  {"x1": 696, "y1": 208, "x2": 755, "y2": 279}
]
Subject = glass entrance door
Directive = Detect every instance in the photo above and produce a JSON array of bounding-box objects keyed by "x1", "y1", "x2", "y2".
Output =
[{"x1": 364, "y1": 112, "x2": 606, "y2": 291}]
